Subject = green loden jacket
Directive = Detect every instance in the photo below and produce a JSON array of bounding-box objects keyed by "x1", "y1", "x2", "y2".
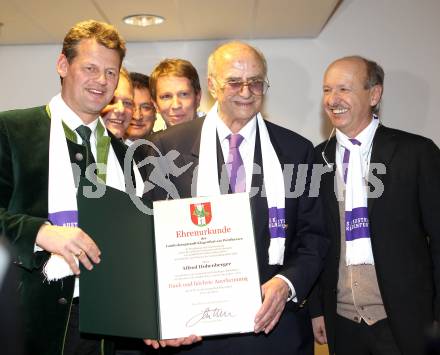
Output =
[{"x1": 0, "y1": 105, "x2": 140, "y2": 355}]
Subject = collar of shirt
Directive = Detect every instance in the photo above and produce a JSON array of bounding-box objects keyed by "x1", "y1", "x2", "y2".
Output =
[
  {"x1": 335, "y1": 117, "x2": 377, "y2": 181},
  {"x1": 216, "y1": 115, "x2": 257, "y2": 192},
  {"x1": 56, "y1": 95, "x2": 100, "y2": 157},
  {"x1": 124, "y1": 138, "x2": 134, "y2": 146}
]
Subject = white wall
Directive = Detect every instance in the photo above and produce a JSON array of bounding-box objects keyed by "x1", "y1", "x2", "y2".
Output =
[{"x1": 1, "y1": 0, "x2": 439, "y2": 145}]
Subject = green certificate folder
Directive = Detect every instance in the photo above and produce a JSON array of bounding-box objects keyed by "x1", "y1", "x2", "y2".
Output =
[{"x1": 77, "y1": 181, "x2": 159, "y2": 339}]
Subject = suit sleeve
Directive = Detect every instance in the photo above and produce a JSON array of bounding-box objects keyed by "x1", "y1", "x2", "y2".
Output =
[
  {"x1": 278, "y1": 142, "x2": 329, "y2": 304},
  {"x1": 418, "y1": 138, "x2": 440, "y2": 321},
  {"x1": 307, "y1": 274, "x2": 324, "y2": 318},
  {"x1": 307, "y1": 147, "x2": 328, "y2": 317},
  {"x1": 0, "y1": 118, "x2": 47, "y2": 271}
]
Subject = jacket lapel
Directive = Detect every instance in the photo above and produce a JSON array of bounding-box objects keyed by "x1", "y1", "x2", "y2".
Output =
[
  {"x1": 190, "y1": 124, "x2": 202, "y2": 159},
  {"x1": 319, "y1": 137, "x2": 340, "y2": 236},
  {"x1": 250, "y1": 125, "x2": 268, "y2": 245},
  {"x1": 368, "y1": 125, "x2": 397, "y2": 214}
]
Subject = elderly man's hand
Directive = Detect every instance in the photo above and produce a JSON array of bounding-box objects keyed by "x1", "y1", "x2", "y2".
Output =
[
  {"x1": 143, "y1": 335, "x2": 202, "y2": 349},
  {"x1": 254, "y1": 277, "x2": 289, "y2": 334},
  {"x1": 312, "y1": 316, "x2": 328, "y2": 344},
  {"x1": 36, "y1": 224, "x2": 101, "y2": 274}
]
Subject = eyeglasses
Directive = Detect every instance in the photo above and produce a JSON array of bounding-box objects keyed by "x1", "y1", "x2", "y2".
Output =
[
  {"x1": 219, "y1": 79, "x2": 270, "y2": 96},
  {"x1": 134, "y1": 103, "x2": 155, "y2": 115}
]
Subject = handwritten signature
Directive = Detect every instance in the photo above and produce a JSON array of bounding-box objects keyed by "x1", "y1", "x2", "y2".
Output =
[{"x1": 186, "y1": 307, "x2": 235, "y2": 327}]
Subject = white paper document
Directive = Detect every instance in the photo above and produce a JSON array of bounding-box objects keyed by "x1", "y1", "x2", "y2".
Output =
[{"x1": 153, "y1": 193, "x2": 262, "y2": 339}]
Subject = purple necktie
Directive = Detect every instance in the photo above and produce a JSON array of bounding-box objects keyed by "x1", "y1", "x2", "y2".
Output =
[
  {"x1": 227, "y1": 134, "x2": 245, "y2": 193},
  {"x1": 342, "y1": 138, "x2": 361, "y2": 183}
]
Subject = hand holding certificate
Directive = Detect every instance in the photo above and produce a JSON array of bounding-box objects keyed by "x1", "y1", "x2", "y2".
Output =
[{"x1": 143, "y1": 335, "x2": 202, "y2": 349}]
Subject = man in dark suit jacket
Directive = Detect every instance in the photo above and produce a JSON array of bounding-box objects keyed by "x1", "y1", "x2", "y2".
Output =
[
  {"x1": 144, "y1": 41, "x2": 328, "y2": 355},
  {"x1": 0, "y1": 20, "x2": 141, "y2": 355},
  {"x1": 310, "y1": 56, "x2": 440, "y2": 355}
]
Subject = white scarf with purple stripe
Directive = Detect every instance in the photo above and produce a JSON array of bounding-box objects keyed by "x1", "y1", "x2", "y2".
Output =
[
  {"x1": 44, "y1": 94, "x2": 143, "y2": 281},
  {"x1": 336, "y1": 117, "x2": 379, "y2": 265},
  {"x1": 197, "y1": 103, "x2": 286, "y2": 265}
]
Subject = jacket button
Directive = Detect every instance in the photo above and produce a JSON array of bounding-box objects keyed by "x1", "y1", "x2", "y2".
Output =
[
  {"x1": 75, "y1": 153, "x2": 83, "y2": 161},
  {"x1": 58, "y1": 297, "x2": 68, "y2": 305}
]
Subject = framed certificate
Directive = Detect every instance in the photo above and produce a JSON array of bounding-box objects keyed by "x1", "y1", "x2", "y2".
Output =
[{"x1": 153, "y1": 192, "x2": 262, "y2": 339}]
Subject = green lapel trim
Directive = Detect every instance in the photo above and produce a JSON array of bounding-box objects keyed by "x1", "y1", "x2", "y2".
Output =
[
  {"x1": 96, "y1": 120, "x2": 110, "y2": 183},
  {"x1": 45, "y1": 104, "x2": 51, "y2": 119},
  {"x1": 46, "y1": 105, "x2": 77, "y2": 142},
  {"x1": 45, "y1": 104, "x2": 110, "y2": 183},
  {"x1": 62, "y1": 122, "x2": 77, "y2": 143}
]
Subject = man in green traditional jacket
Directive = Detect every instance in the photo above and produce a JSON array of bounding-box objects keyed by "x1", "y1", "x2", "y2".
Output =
[{"x1": 0, "y1": 19, "x2": 141, "y2": 355}]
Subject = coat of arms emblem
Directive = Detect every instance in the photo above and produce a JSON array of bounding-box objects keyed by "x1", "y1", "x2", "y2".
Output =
[{"x1": 190, "y1": 202, "x2": 212, "y2": 227}]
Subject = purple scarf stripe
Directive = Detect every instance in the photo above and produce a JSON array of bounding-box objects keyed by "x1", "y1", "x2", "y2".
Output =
[
  {"x1": 342, "y1": 139, "x2": 361, "y2": 184},
  {"x1": 268, "y1": 207, "x2": 286, "y2": 238},
  {"x1": 345, "y1": 207, "x2": 370, "y2": 241},
  {"x1": 48, "y1": 210, "x2": 78, "y2": 227},
  {"x1": 342, "y1": 149, "x2": 350, "y2": 184}
]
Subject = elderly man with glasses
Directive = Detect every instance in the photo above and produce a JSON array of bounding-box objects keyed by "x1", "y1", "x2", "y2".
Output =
[{"x1": 144, "y1": 40, "x2": 328, "y2": 355}]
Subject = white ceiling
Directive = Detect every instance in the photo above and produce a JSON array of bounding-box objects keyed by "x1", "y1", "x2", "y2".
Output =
[{"x1": 0, "y1": 0, "x2": 341, "y2": 45}]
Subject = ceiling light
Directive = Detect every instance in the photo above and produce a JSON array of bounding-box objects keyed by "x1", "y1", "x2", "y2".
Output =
[{"x1": 123, "y1": 14, "x2": 164, "y2": 27}]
